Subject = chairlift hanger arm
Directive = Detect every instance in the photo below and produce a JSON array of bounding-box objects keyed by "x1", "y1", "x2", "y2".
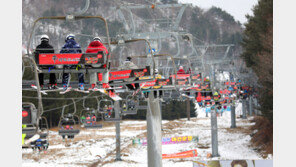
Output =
[{"x1": 22, "y1": 56, "x2": 43, "y2": 128}]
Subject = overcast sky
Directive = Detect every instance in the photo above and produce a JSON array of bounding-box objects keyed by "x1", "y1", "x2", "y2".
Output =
[{"x1": 178, "y1": 0, "x2": 258, "y2": 24}]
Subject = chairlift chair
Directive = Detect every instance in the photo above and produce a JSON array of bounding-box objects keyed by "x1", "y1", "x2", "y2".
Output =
[
  {"x1": 58, "y1": 117, "x2": 80, "y2": 139},
  {"x1": 58, "y1": 102, "x2": 80, "y2": 140},
  {"x1": 80, "y1": 97, "x2": 103, "y2": 128},
  {"x1": 98, "y1": 38, "x2": 157, "y2": 87},
  {"x1": 80, "y1": 98, "x2": 103, "y2": 128},
  {"x1": 22, "y1": 102, "x2": 49, "y2": 150},
  {"x1": 122, "y1": 95, "x2": 139, "y2": 115},
  {"x1": 98, "y1": 99, "x2": 121, "y2": 122},
  {"x1": 25, "y1": 15, "x2": 112, "y2": 91}
]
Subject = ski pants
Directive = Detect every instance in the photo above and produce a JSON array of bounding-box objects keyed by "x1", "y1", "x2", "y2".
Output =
[
  {"x1": 39, "y1": 73, "x2": 57, "y2": 86},
  {"x1": 62, "y1": 65, "x2": 84, "y2": 85},
  {"x1": 126, "y1": 78, "x2": 140, "y2": 90},
  {"x1": 62, "y1": 73, "x2": 84, "y2": 85},
  {"x1": 126, "y1": 84, "x2": 139, "y2": 90}
]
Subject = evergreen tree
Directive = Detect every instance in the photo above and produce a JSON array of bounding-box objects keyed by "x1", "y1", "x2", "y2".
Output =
[{"x1": 241, "y1": 0, "x2": 273, "y2": 121}]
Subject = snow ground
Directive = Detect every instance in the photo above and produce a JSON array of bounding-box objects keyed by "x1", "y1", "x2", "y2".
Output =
[{"x1": 22, "y1": 102, "x2": 269, "y2": 167}]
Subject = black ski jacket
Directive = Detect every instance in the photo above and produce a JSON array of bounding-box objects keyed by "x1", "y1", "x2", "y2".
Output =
[
  {"x1": 35, "y1": 41, "x2": 55, "y2": 68},
  {"x1": 35, "y1": 41, "x2": 55, "y2": 54}
]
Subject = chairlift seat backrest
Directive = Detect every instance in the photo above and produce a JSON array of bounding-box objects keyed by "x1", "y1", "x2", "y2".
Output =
[
  {"x1": 35, "y1": 52, "x2": 106, "y2": 66},
  {"x1": 98, "y1": 66, "x2": 151, "y2": 82}
]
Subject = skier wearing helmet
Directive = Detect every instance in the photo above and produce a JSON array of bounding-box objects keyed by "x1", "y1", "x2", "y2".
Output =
[
  {"x1": 118, "y1": 56, "x2": 140, "y2": 91},
  {"x1": 60, "y1": 34, "x2": 85, "y2": 91},
  {"x1": 35, "y1": 34, "x2": 57, "y2": 89},
  {"x1": 86, "y1": 36, "x2": 109, "y2": 89},
  {"x1": 177, "y1": 66, "x2": 185, "y2": 74},
  {"x1": 86, "y1": 36, "x2": 108, "y2": 54},
  {"x1": 153, "y1": 68, "x2": 163, "y2": 98}
]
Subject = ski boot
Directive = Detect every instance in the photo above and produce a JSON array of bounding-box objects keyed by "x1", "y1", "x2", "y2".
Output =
[
  {"x1": 102, "y1": 83, "x2": 110, "y2": 89},
  {"x1": 63, "y1": 84, "x2": 68, "y2": 91},
  {"x1": 51, "y1": 84, "x2": 59, "y2": 89},
  {"x1": 78, "y1": 83, "x2": 84, "y2": 91},
  {"x1": 88, "y1": 84, "x2": 96, "y2": 91},
  {"x1": 48, "y1": 84, "x2": 52, "y2": 90}
]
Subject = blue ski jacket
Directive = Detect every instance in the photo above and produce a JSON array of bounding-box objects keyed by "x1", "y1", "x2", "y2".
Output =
[{"x1": 60, "y1": 39, "x2": 82, "y2": 53}]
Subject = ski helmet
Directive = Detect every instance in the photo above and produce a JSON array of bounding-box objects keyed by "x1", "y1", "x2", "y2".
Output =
[
  {"x1": 40, "y1": 34, "x2": 49, "y2": 42},
  {"x1": 126, "y1": 56, "x2": 132, "y2": 61},
  {"x1": 66, "y1": 34, "x2": 75, "y2": 40},
  {"x1": 93, "y1": 36, "x2": 101, "y2": 42},
  {"x1": 155, "y1": 69, "x2": 159, "y2": 74},
  {"x1": 179, "y1": 66, "x2": 183, "y2": 69}
]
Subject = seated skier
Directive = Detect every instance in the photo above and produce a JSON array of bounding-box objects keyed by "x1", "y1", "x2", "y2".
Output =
[
  {"x1": 35, "y1": 34, "x2": 58, "y2": 89},
  {"x1": 154, "y1": 69, "x2": 163, "y2": 98},
  {"x1": 177, "y1": 66, "x2": 185, "y2": 74},
  {"x1": 80, "y1": 115, "x2": 86, "y2": 124},
  {"x1": 86, "y1": 36, "x2": 109, "y2": 90},
  {"x1": 60, "y1": 34, "x2": 85, "y2": 91},
  {"x1": 103, "y1": 105, "x2": 108, "y2": 118},
  {"x1": 91, "y1": 114, "x2": 96, "y2": 125},
  {"x1": 107, "y1": 105, "x2": 113, "y2": 118},
  {"x1": 123, "y1": 103, "x2": 127, "y2": 112},
  {"x1": 86, "y1": 114, "x2": 92, "y2": 125},
  {"x1": 118, "y1": 56, "x2": 140, "y2": 92}
]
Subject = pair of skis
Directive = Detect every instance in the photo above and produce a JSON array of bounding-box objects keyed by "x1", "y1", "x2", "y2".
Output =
[
  {"x1": 60, "y1": 87, "x2": 90, "y2": 94},
  {"x1": 93, "y1": 88, "x2": 122, "y2": 101},
  {"x1": 31, "y1": 84, "x2": 63, "y2": 95},
  {"x1": 131, "y1": 83, "x2": 146, "y2": 96},
  {"x1": 93, "y1": 83, "x2": 143, "y2": 101},
  {"x1": 31, "y1": 85, "x2": 89, "y2": 95}
]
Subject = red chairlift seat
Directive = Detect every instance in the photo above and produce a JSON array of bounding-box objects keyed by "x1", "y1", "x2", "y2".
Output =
[
  {"x1": 98, "y1": 66, "x2": 151, "y2": 85},
  {"x1": 35, "y1": 51, "x2": 106, "y2": 67}
]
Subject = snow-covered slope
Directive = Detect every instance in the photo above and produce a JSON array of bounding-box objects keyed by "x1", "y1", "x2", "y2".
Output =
[{"x1": 22, "y1": 102, "x2": 266, "y2": 167}]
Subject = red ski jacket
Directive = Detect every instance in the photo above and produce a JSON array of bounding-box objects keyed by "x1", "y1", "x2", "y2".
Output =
[
  {"x1": 86, "y1": 41, "x2": 108, "y2": 54},
  {"x1": 177, "y1": 69, "x2": 185, "y2": 74}
]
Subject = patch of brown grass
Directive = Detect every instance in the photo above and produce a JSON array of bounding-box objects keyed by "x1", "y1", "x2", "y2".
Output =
[
  {"x1": 125, "y1": 125, "x2": 146, "y2": 131},
  {"x1": 225, "y1": 126, "x2": 252, "y2": 134},
  {"x1": 250, "y1": 116, "x2": 273, "y2": 155}
]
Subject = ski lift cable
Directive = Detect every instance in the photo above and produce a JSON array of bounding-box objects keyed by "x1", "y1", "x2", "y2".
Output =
[
  {"x1": 22, "y1": 95, "x2": 101, "y2": 100},
  {"x1": 41, "y1": 91, "x2": 97, "y2": 113}
]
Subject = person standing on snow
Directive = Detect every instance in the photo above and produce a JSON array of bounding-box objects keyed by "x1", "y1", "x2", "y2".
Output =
[
  {"x1": 86, "y1": 36, "x2": 109, "y2": 89},
  {"x1": 60, "y1": 34, "x2": 85, "y2": 91},
  {"x1": 35, "y1": 34, "x2": 57, "y2": 89}
]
